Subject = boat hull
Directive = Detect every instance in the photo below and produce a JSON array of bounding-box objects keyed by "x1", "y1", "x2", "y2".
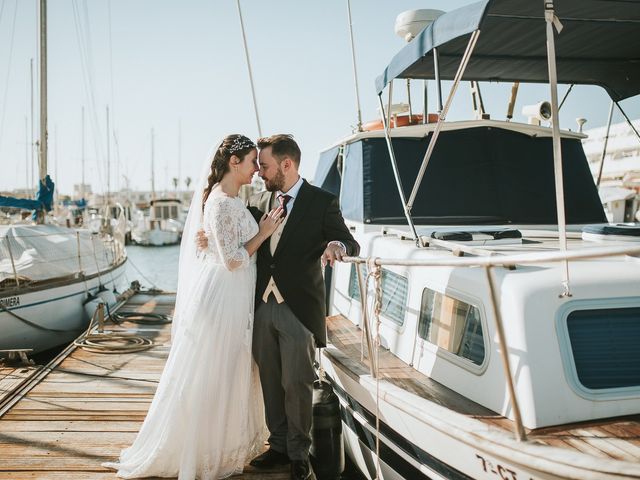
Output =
[
  {"x1": 0, "y1": 260, "x2": 128, "y2": 354},
  {"x1": 320, "y1": 351, "x2": 640, "y2": 480},
  {"x1": 132, "y1": 229, "x2": 180, "y2": 246}
]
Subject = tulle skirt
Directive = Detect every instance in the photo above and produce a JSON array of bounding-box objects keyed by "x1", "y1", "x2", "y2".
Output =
[{"x1": 103, "y1": 259, "x2": 266, "y2": 479}]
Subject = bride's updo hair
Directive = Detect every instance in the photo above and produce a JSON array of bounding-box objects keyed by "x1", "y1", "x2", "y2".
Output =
[{"x1": 202, "y1": 134, "x2": 256, "y2": 211}]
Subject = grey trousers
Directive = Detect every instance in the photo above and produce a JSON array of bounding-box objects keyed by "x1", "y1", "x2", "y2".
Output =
[{"x1": 252, "y1": 297, "x2": 315, "y2": 461}]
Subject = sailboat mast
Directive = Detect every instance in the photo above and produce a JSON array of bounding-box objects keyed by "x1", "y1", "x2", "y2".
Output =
[
  {"x1": 106, "y1": 106, "x2": 111, "y2": 205},
  {"x1": 38, "y1": 0, "x2": 47, "y2": 183},
  {"x1": 30, "y1": 58, "x2": 35, "y2": 193},
  {"x1": 178, "y1": 120, "x2": 181, "y2": 191},
  {"x1": 81, "y1": 106, "x2": 85, "y2": 199},
  {"x1": 25, "y1": 116, "x2": 29, "y2": 190},
  {"x1": 151, "y1": 128, "x2": 156, "y2": 201}
]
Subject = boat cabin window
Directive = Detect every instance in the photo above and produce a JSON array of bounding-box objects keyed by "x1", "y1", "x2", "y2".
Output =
[
  {"x1": 418, "y1": 289, "x2": 485, "y2": 365},
  {"x1": 349, "y1": 264, "x2": 408, "y2": 326},
  {"x1": 567, "y1": 307, "x2": 640, "y2": 390},
  {"x1": 153, "y1": 205, "x2": 178, "y2": 220}
]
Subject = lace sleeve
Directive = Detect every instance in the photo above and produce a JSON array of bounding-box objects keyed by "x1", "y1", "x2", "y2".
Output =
[{"x1": 206, "y1": 197, "x2": 251, "y2": 271}]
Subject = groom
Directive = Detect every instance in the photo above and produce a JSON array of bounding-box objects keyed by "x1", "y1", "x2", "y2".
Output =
[
  {"x1": 198, "y1": 134, "x2": 358, "y2": 479},
  {"x1": 249, "y1": 134, "x2": 358, "y2": 480}
]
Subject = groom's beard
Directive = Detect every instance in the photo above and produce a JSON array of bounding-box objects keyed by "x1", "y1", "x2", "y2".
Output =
[{"x1": 264, "y1": 168, "x2": 285, "y2": 192}]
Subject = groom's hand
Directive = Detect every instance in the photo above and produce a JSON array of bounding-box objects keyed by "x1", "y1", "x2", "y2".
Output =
[
  {"x1": 196, "y1": 229, "x2": 209, "y2": 251},
  {"x1": 322, "y1": 242, "x2": 346, "y2": 268}
]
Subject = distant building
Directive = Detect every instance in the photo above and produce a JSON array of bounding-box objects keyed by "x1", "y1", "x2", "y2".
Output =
[
  {"x1": 582, "y1": 120, "x2": 640, "y2": 185},
  {"x1": 73, "y1": 183, "x2": 92, "y2": 199},
  {"x1": 582, "y1": 120, "x2": 640, "y2": 222}
]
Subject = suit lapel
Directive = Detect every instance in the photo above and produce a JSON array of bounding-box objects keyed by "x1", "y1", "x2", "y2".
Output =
[{"x1": 274, "y1": 180, "x2": 313, "y2": 257}]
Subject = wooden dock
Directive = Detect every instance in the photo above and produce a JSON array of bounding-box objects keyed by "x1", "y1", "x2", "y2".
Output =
[{"x1": 0, "y1": 292, "x2": 288, "y2": 479}]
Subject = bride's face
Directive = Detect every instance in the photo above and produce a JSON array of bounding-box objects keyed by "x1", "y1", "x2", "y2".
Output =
[{"x1": 235, "y1": 148, "x2": 259, "y2": 185}]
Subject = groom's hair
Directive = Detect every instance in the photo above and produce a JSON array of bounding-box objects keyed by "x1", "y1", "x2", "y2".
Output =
[{"x1": 257, "y1": 134, "x2": 301, "y2": 167}]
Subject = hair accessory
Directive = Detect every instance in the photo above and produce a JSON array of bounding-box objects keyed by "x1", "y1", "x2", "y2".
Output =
[{"x1": 228, "y1": 136, "x2": 256, "y2": 155}]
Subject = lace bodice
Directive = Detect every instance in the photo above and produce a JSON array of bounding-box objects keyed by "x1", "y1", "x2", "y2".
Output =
[{"x1": 202, "y1": 195, "x2": 258, "y2": 271}]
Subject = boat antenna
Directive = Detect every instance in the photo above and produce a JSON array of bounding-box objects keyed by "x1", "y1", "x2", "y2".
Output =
[
  {"x1": 346, "y1": 0, "x2": 363, "y2": 132},
  {"x1": 235, "y1": 0, "x2": 262, "y2": 137}
]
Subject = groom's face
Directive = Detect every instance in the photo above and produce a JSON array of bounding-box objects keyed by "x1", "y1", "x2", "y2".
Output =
[{"x1": 258, "y1": 147, "x2": 285, "y2": 192}]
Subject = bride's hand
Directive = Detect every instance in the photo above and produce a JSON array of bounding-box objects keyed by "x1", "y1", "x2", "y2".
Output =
[
  {"x1": 259, "y1": 207, "x2": 284, "y2": 237},
  {"x1": 195, "y1": 229, "x2": 208, "y2": 250}
]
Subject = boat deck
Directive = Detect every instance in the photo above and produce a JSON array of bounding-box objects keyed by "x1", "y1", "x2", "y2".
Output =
[
  {"x1": 0, "y1": 292, "x2": 286, "y2": 480},
  {"x1": 325, "y1": 314, "x2": 640, "y2": 464}
]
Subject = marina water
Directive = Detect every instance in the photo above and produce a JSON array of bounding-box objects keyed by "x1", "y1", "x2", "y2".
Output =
[{"x1": 125, "y1": 245, "x2": 180, "y2": 292}]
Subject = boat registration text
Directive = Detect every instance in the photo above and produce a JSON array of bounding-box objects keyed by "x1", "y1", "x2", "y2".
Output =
[{"x1": 0, "y1": 296, "x2": 21, "y2": 308}]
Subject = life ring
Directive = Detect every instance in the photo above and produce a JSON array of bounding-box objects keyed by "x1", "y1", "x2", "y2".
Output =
[{"x1": 362, "y1": 113, "x2": 439, "y2": 131}]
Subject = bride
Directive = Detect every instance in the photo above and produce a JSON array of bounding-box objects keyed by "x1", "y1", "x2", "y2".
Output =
[{"x1": 103, "y1": 134, "x2": 284, "y2": 479}]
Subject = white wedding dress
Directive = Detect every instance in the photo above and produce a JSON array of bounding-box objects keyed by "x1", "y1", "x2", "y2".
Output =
[{"x1": 103, "y1": 194, "x2": 266, "y2": 479}]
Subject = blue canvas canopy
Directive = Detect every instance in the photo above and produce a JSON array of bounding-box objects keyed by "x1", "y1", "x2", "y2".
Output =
[
  {"x1": 376, "y1": 0, "x2": 640, "y2": 102},
  {"x1": 328, "y1": 127, "x2": 606, "y2": 226}
]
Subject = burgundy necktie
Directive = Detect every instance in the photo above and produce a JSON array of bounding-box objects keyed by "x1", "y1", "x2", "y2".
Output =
[{"x1": 278, "y1": 194, "x2": 292, "y2": 218}]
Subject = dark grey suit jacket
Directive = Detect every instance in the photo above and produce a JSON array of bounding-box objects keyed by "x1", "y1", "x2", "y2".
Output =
[{"x1": 248, "y1": 180, "x2": 359, "y2": 346}]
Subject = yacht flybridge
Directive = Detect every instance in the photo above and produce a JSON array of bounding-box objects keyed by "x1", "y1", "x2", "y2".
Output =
[{"x1": 315, "y1": 1, "x2": 640, "y2": 479}]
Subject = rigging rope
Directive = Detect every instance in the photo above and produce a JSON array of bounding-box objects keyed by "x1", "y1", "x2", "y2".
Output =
[
  {"x1": 0, "y1": 0, "x2": 19, "y2": 158},
  {"x1": 369, "y1": 259, "x2": 383, "y2": 480},
  {"x1": 71, "y1": 0, "x2": 106, "y2": 193}
]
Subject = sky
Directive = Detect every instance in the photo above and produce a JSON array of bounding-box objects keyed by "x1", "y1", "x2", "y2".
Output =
[{"x1": 0, "y1": 0, "x2": 638, "y2": 196}]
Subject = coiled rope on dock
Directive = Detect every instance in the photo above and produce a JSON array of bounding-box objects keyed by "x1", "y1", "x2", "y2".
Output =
[
  {"x1": 110, "y1": 311, "x2": 172, "y2": 325},
  {"x1": 73, "y1": 334, "x2": 153, "y2": 354},
  {"x1": 73, "y1": 301, "x2": 161, "y2": 354}
]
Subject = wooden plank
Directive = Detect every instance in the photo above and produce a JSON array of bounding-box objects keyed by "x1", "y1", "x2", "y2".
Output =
[
  {"x1": 0, "y1": 366, "x2": 39, "y2": 403},
  {"x1": 0, "y1": 420, "x2": 142, "y2": 432},
  {"x1": 0, "y1": 456, "x2": 119, "y2": 471},
  {"x1": 0, "y1": 432, "x2": 136, "y2": 458},
  {"x1": 9, "y1": 397, "x2": 151, "y2": 410},
  {"x1": 0, "y1": 473, "x2": 119, "y2": 479},
  {"x1": 0, "y1": 468, "x2": 288, "y2": 480}
]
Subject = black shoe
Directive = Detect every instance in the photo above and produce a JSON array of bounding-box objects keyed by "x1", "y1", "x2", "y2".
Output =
[
  {"x1": 291, "y1": 459, "x2": 316, "y2": 480},
  {"x1": 249, "y1": 448, "x2": 290, "y2": 469}
]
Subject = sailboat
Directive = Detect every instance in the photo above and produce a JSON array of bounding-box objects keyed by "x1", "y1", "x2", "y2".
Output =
[
  {"x1": 316, "y1": 1, "x2": 640, "y2": 479},
  {"x1": 131, "y1": 129, "x2": 183, "y2": 246},
  {"x1": 0, "y1": 0, "x2": 128, "y2": 355}
]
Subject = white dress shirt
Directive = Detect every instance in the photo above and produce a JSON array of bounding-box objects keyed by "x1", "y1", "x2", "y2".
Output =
[{"x1": 263, "y1": 177, "x2": 304, "y2": 303}]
